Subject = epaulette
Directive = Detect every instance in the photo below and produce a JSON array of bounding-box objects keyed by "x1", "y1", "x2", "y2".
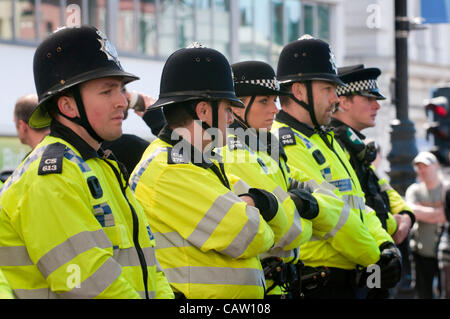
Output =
[
  {"x1": 278, "y1": 127, "x2": 296, "y2": 146},
  {"x1": 228, "y1": 136, "x2": 245, "y2": 151},
  {"x1": 38, "y1": 143, "x2": 66, "y2": 175},
  {"x1": 167, "y1": 147, "x2": 189, "y2": 164}
]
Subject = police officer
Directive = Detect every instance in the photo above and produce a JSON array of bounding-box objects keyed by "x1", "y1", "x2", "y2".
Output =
[
  {"x1": 272, "y1": 35, "x2": 402, "y2": 298},
  {"x1": 221, "y1": 60, "x2": 372, "y2": 298},
  {"x1": 0, "y1": 26, "x2": 173, "y2": 299},
  {"x1": 330, "y1": 64, "x2": 415, "y2": 298},
  {"x1": 331, "y1": 64, "x2": 415, "y2": 243},
  {"x1": 129, "y1": 44, "x2": 288, "y2": 299}
]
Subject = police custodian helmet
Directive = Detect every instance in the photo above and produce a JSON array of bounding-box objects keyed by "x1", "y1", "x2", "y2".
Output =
[
  {"x1": 30, "y1": 25, "x2": 138, "y2": 130},
  {"x1": 276, "y1": 35, "x2": 345, "y2": 87},
  {"x1": 151, "y1": 43, "x2": 244, "y2": 110},
  {"x1": 276, "y1": 35, "x2": 344, "y2": 129}
]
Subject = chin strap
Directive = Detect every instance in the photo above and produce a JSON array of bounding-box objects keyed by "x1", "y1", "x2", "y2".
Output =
[
  {"x1": 288, "y1": 81, "x2": 321, "y2": 132},
  {"x1": 232, "y1": 95, "x2": 256, "y2": 130},
  {"x1": 186, "y1": 100, "x2": 220, "y2": 146},
  {"x1": 57, "y1": 85, "x2": 104, "y2": 143}
]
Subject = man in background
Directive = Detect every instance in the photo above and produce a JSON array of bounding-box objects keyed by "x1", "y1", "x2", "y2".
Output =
[{"x1": 14, "y1": 94, "x2": 49, "y2": 150}]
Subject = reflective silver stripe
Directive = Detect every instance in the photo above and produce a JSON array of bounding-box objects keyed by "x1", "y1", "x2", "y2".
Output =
[
  {"x1": 319, "y1": 180, "x2": 338, "y2": 192},
  {"x1": 0, "y1": 146, "x2": 46, "y2": 196},
  {"x1": 220, "y1": 205, "x2": 261, "y2": 258},
  {"x1": 309, "y1": 235, "x2": 321, "y2": 242},
  {"x1": 138, "y1": 290, "x2": 155, "y2": 299},
  {"x1": 37, "y1": 229, "x2": 112, "y2": 279},
  {"x1": 344, "y1": 194, "x2": 366, "y2": 210},
  {"x1": 262, "y1": 247, "x2": 296, "y2": 259},
  {"x1": 274, "y1": 206, "x2": 302, "y2": 250},
  {"x1": 0, "y1": 246, "x2": 33, "y2": 266},
  {"x1": 113, "y1": 246, "x2": 157, "y2": 268},
  {"x1": 379, "y1": 182, "x2": 392, "y2": 192},
  {"x1": 323, "y1": 201, "x2": 351, "y2": 240},
  {"x1": 164, "y1": 266, "x2": 265, "y2": 287},
  {"x1": 272, "y1": 185, "x2": 289, "y2": 203},
  {"x1": 232, "y1": 179, "x2": 251, "y2": 196},
  {"x1": 154, "y1": 231, "x2": 191, "y2": 249},
  {"x1": 129, "y1": 147, "x2": 168, "y2": 192},
  {"x1": 13, "y1": 288, "x2": 58, "y2": 299},
  {"x1": 187, "y1": 191, "x2": 238, "y2": 249},
  {"x1": 58, "y1": 257, "x2": 122, "y2": 299}
]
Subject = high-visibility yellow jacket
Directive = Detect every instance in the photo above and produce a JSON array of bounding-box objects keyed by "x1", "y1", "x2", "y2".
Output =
[
  {"x1": 329, "y1": 118, "x2": 414, "y2": 236},
  {"x1": 129, "y1": 127, "x2": 281, "y2": 299},
  {"x1": 0, "y1": 268, "x2": 13, "y2": 299},
  {"x1": 219, "y1": 131, "x2": 311, "y2": 261},
  {"x1": 0, "y1": 127, "x2": 173, "y2": 299},
  {"x1": 272, "y1": 111, "x2": 393, "y2": 269}
]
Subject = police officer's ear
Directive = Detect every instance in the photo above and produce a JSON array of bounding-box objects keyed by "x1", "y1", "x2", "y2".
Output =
[
  {"x1": 337, "y1": 95, "x2": 352, "y2": 113},
  {"x1": 194, "y1": 101, "x2": 211, "y2": 123},
  {"x1": 56, "y1": 94, "x2": 79, "y2": 119},
  {"x1": 291, "y1": 82, "x2": 307, "y2": 103}
]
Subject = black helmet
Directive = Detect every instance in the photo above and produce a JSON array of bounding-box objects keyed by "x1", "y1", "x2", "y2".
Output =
[
  {"x1": 276, "y1": 35, "x2": 344, "y2": 87},
  {"x1": 336, "y1": 64, "x2": 386, "y2": 100},
  {"x1": 231, "y1": 60, "x2": 289, "y2": 128},
  {"x1": 232, "y1": 60, "x2": 291, "y2": 98},
  {"x1": 30, "y1": 25, "x2": 138, "y2": 129},
  {"x1": 151, "y1": 43, "x2": 244, "y2": 109}
]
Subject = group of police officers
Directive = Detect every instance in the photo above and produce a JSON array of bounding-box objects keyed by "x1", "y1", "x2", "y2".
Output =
[{"x1": 0, "y1": 25, "x2": 415, "y2": 299}]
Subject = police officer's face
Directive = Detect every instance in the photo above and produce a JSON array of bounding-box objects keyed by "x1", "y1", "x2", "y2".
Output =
[
  {"x1": 238, "y1": 95, "x2": 279, "y2": 130},
  {"x1": 311, "y1": 81, "x2": 339, "y2": 125},
  {"x1": 339, "y1": 95, "x2": 381, "y2": 131},
  {"x1": 80, "y1": 77, "x2": 128, "y2": 141},
  {"x1": 217, "y1": 100, "x2": 234, "y2": 146}
]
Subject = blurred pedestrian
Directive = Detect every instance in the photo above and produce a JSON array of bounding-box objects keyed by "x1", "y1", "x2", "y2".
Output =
[
  {"x1": 438, "y1": 179, "x2": 450, "y2": 298},
  {"x1": 406, "y1": 151, "x2": 447, "y2": 298},
  {"x1": 14, "y1": 93, "x2": 50, "y2": 150}
]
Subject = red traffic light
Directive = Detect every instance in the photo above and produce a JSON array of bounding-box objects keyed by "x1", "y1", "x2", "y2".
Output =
[{"x1": 424, "y1": 96, "x2": 449, "y2": 117}]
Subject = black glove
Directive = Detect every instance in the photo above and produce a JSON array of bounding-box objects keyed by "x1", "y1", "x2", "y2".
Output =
[
  {"x1": 288, "y1": 188, "x2": 319, "y2": 220},
  {"x1": 377, "y1": 242, "x2": 402, "y2": 289},
  {"x1": 241, "y1": 188, "x2": 279, "y2": 222}
]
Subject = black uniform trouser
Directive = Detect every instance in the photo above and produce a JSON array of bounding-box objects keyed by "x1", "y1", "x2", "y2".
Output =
[
  {"x1": 412, "y1": 252, "x2": 440, "y2": 299},
  {"x1": 302, "y1": 268, "x2": 357, "y2": 299}
]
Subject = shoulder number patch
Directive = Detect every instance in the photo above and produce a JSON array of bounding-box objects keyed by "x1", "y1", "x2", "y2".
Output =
[
  {"x1": 38, "y1": 143, "x2": 66, "y2": 175},
  {"x1": 278, "y1": 127, "x2": 296, "y2": 146}
]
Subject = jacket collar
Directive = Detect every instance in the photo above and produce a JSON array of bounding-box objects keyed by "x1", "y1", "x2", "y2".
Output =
[
  {"x1": 50, "y1": 120, "x2": 99, "y2": 161},
  {"x1": 158, "y1": 124, "x2": 216, "y2": 168},
  {"x1": 275, "y1": 110, "x2": 316, "y2": 138},
  {"x1": 329, "y1": 117, "x2": 366, "y2": 140}
]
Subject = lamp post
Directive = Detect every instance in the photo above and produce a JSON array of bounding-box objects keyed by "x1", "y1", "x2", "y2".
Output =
[{"x1": 387, "y1": 0, "x2": 418, "y2": 196}]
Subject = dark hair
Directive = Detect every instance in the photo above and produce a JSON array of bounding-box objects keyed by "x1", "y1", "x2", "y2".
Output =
[
  {"x1": 15, "y1": 94, "x2": 49, "y2": 131},
  {"x1": 163, "y1": 100, "x2": 202, "y2": 128},
  {"x1": 279, "y1": 83, "x2": 294, "y2": 106}
]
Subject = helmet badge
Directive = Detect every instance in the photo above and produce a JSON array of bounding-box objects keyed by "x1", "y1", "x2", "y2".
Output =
[
  {"x1": 329, "y1": 49, "x2": 338, "y2": 74},
  {"x1": 96, "y1": 30, "x2": 122, "y2": 69}
]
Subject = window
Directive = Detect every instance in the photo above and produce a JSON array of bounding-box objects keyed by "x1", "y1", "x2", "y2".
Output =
[
  {"x1": 15, "y1": 0, "x2": 37, "y2": 41},
  {"x1": 138, "y1": 0, "x2": 158, "y2": 55},
  {"x1": 214, "y1": 0, "x2": 230, "y2": 59},
  {"x1": 285, "y1": 0, "x2": 300, "y2": 43},
  {"x1": 159, "y1": 0, "x2": 177, "y2": 57},
  {"x1": 303, "y1": 3, "x2": 313, "y2": 36},
  {"x1": 238, "y1": 0, "x2": 253, "y2": 61},
  {"x1": 196, "y1": 0, "x2": 212, "y2": 48},
  {"x1": 253, "y1": 0, "x2": 270, "y2": 61},
  {"x1": 317, "y1": 4, "x2": 329, "y2": 41},
  {"x1": 177, "y1": 0, "x2": 195, "y2": 48},
  {"x1": 0, "y1": 0, "x2": 13, "y2": 40}
]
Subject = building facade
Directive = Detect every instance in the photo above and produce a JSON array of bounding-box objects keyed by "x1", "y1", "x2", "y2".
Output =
[{"x1": 0, "y1": 0, "x2": 449, "y2": 173}]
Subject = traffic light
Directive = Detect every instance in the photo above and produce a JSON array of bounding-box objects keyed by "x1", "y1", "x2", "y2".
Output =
[{"x1": 424, "y1": 87, "x2": 450, "y2": 166}]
